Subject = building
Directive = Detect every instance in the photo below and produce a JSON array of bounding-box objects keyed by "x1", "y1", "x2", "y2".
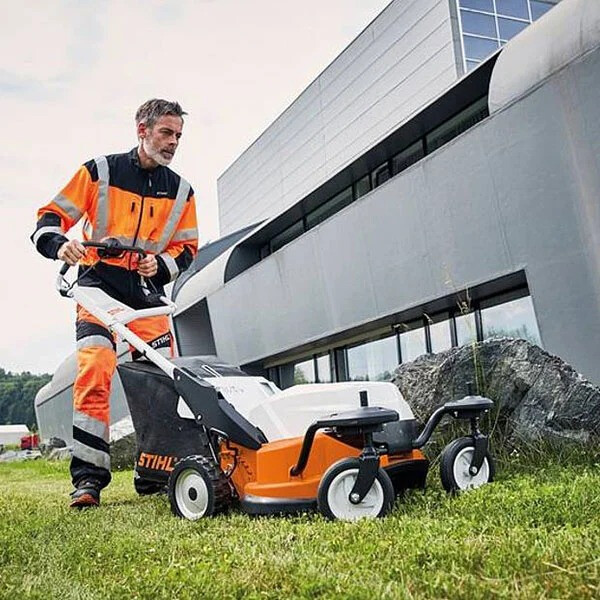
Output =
[
  {"x1": 172, "y1": 0, "x2": 599, "y2": 389},
  {"x1": 36, "y1": 0, "x2": 600, "y2": 442}
]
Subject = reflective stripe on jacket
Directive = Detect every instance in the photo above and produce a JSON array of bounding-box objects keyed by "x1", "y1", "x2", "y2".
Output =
[{"x1": 31, "y1": 148, "x2": 198, "y2": 286}]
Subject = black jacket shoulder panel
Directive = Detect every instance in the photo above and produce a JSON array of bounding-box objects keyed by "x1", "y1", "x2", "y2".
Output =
[{"x1": 83, "y1": 159, "x2": 99, "y2": 182}]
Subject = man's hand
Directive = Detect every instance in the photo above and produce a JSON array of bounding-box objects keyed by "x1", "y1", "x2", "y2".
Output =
[
  {"x1": 137, "y1": 254, "x2": 158, "y2": 278},
  {"x1": 57, "y1": 240, "x2": 86, "y2": 266}
]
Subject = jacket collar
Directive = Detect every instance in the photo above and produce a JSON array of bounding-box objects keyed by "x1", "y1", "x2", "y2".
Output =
[{"x1": 128, "y1": 146, "x2": 162, "y2": 172}]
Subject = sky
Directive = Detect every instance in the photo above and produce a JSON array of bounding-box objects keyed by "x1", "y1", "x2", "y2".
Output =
[{"x1": 0, "y1": 0, "x2": 391, "y2": 375}]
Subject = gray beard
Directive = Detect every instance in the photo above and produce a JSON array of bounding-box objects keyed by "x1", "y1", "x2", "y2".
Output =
[{"x1": 142, "y1": 137, "x2": 172, "y2": 166}]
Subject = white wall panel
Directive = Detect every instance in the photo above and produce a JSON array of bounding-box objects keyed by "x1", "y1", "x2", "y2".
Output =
[{"x1": 218, "y1": 0, "x2": 459, "y2": 235}]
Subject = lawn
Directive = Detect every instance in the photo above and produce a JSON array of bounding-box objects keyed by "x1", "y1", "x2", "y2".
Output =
[{"x1": 0, "y1": 448, "x2": 599, "y2": 599}]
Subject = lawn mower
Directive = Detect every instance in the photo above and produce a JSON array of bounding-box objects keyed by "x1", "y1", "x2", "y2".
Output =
[{"x1": 57, "y1": 240, "x2": 495, "y2": 521}]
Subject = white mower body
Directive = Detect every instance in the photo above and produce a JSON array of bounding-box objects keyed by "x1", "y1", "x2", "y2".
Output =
[{"x1": 177, "y1": 378, "x2": 414, "y2": 442}]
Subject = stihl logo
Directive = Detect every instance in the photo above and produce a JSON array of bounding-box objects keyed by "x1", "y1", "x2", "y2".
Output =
[
  {"x1": 138, "y1": 452, "x2": 175, "y2": 471},
  {"x1": 151, "y1": 333, "x2": 171, "y2": 348}
]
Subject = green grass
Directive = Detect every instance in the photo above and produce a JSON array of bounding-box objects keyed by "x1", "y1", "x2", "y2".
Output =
[{"x1": 1, "y1": 450, "x2": 599, "y2": 600}]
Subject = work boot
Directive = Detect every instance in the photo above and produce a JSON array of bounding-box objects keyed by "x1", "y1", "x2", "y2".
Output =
[{"x1": 69, "y1": 480, "x2": 101, "y2": 509}]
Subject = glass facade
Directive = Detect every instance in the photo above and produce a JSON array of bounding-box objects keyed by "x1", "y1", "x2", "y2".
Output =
[
  {"x1": 293, "y1": 358, "x2": 315, "y2": 384},
  {"x1": 429, "y1": 317, "x2": 453, "y2": 353},
  {"x1": 399, "y1": 326, "x2": 427, "y2": 363},
  {"x1": 347, "y1": 336, "x2": 398, "y2": 382},
  {"x1": 481, "y1": 295, "x2": 541, "y2": 345},
  {"x1": 274, "y1": 291, "x2": 543, "y2": 388},
  {"x1": 457, "y1": 0, "x2": 556, "y2": 71}
]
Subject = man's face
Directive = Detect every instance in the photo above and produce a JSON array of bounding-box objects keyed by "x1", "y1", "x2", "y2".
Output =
[{"x1": 139, "y1": 115, "x2": 183, "y2": 166}]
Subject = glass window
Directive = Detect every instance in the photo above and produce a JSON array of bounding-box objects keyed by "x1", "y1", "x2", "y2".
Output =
[
  {"x1": 455, "y1": 312, "x2": 477, "y2": 346},
  {"x1": 259, "y1": 244, "x2": 270, "y2": 260},
  {"x1": 354, "y1": 175, "x2": 371, "y2": 199},
  {"x1": 316, "y1": 353, "x2": 332, "y2": 383},
  {"x1": 400, "y1": 327, "x2": 427, "y2": 363},
  {"x1": 459, "y1": 0, "x2": 494, "y2": 11},
  {"x1": 347, "y1": 336, "x2": 398, "y2": 382},
  {"x1": 481, "y1": 296, "x2": 542, "y2": 345},
  {"x1": 429, "y1": 319, "x2": 452, "y2": 354},
  {"x1": 462, "y1": 35, "x2": 500, "y2": 61},
  {"x1": 372, "y1": 163, "x2": 391, "y2": 188},
  {"x1": 306, "y1": 187, "x2": 353, "y2": 229},
  {"x1": 294, "y1": 358, "x2": 315, "y2": 384},
  {"x1": 495, "y1": 0, "x2": 529, "y2": 19},
  {"x1": 426, "y1": 96, "x2": 488, "y2": 153},
  {"x1": 530, "y1": 0, "x2": 553, "y2": 20},
  {"x1": 392, "y1": 140, "x2": 425, "y2": 176},
  {"x1": 466, "y1": 60, "x2": 481, "y2": 72},
  {"x1": 460, "y1": 10, "x2": 497, "y2": 37},
  {"x1": 270, "y1": 220, "x2": 305, "y2": 253},
  {"x1": 497, "y1": 17, "x2": 529, "y2": 40}
]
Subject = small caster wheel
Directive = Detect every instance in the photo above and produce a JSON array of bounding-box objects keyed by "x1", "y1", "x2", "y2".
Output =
[{"x1": 440, "y1": 437, "x2": 495, "y2": 493}]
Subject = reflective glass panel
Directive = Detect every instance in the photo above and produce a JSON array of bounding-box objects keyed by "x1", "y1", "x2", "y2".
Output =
[
  {"x1": 462, "y1": 35, "x2": 500, "y2": 61},
  {"x1": 400, "y1": 327, "x2": 427, "y2": 363},
  {"x1": 459, "y1": 0, "x2": 494, "y2": 11},
  {"x1": 316, "y1": 353, "x2": 332, "y2": 383},
  {"x1": 530, "y1": 0, "x2": 553, "y2": 20},
  {"x1": 498, "y1": 17, "x2": 529, "y2": 40},
  {"x1": 426, "y1": 96, "x2": 488, "y2": 152},
  {"x1": 466, "y1": 60, "x2": 480, "y2": 72},
  {"x1": 347, "y1": 336, "x2": 398, "y2": 382},
  {"x1": 293, "y1": 358, "x2": 315, "y2": 384},
  {"x1": 495, "y1": 0, "x2": 529, "y2": 19},
  {"x1": 372, "y1": 163, "x2": 391, "y2": 188},
  {"x1": 392, "y1": 140, "x2": 425, "y2": 175},
  {"x1": 481, "y1": 296, "x2": 542, "y2": 345},
  {"x1": 270, "y1": 220, "x2": 305, "y2": 252},
  {"x1": 354, "y1": 175, "x2": 371, "y2": 199},
  {"x1": 306, "y1": 187, "x2": 353, "y2": 229},
  {"x1": 430, "y1": 319, "x2": 452, "y2": 353},
  {"x1": 460, "y1": 10, "x2": 497, "y2": 37},
  {"x1": 455, "y1": 312, "x2": 477, "y2": 346}
]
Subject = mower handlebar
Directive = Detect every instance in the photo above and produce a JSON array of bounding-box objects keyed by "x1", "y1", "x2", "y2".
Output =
[{"x1": 56, "y1": 239, "x2": 148, "y2": 296}]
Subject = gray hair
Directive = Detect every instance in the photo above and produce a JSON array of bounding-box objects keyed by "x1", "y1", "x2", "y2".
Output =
[{"x1": 135, "y1": 99, "x2": 187, "y2": 129}]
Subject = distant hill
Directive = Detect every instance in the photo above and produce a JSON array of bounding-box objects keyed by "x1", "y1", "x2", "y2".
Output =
[{"x1": 0, "y1": 369, "x2": 51, "y2": 429}]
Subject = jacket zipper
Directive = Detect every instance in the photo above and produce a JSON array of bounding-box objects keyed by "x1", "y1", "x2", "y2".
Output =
[
  {"x1": 129, "y1": 172, "x2": 152, "y2": 297},
  {"x1": 132, "y1": 173, "x2": 151, "y2": 246}
]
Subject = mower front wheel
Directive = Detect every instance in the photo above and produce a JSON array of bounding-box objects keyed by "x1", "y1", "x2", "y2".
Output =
[
  {"x1": 440, "y1": 436, "x2": 495, "y2": 493},
  {"x1": 168, "y1": 455, "x2": 230, "y2": 520},
  {"x1": 317, "y1": 458, "x2": 395, "y2": 521}
]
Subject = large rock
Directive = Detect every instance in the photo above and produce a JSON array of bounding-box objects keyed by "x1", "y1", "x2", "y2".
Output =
[{"x1": 392, "y1": 338, "x2": 600, "y2": 444}]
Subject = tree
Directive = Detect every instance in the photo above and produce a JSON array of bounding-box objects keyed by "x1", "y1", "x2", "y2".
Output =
[{"x1": 0, "y1": 369, "x2": 51, "y2": 429}]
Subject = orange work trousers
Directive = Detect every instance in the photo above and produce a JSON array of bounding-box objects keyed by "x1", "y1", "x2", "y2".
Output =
[{"x1": 70, "y1": 305, "x2": 173, "y2": 488}]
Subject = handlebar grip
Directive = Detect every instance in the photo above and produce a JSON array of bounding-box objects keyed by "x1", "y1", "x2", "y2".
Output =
[{"x1": 59, "y1": 262, "x2": 71, "y2": 276}]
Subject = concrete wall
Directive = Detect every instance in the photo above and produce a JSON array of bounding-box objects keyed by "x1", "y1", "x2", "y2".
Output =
[
  {"x1": 218, "y1": 0, "x2": 460, "y2": 236},
  {"x1": 207, "y1": 39, "x2": 600, "y2": 385}
]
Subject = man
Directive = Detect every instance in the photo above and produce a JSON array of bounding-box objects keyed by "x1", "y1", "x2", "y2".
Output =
[{"x1": 31, "y1": 99, "x2": 199, "y2": 508}]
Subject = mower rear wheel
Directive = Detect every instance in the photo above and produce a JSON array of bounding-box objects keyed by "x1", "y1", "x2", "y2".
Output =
[
  {"x1": 440, "y1": 436, "x2": 495, "y2": 493},
  {"x1": 168, "y1": 455, "x2": 230, "y2": 520},
  {"x1": 317, "y1": 458, "x2": 395, "y2": 521}
]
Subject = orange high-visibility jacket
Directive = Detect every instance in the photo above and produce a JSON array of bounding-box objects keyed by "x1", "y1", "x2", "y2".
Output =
[{"x1": 32, "y1": 148, "x2": 198, "y2": 289}]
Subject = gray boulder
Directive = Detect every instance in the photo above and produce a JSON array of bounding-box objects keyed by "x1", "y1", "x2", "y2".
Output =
[{"x1": 392, "y1": 338, "x2": 600, "y2": 444}]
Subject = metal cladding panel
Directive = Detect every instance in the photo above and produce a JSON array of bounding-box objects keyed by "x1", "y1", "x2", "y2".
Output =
[
  {"x1": 208, "y1": 42, "x2": 600, "y2": 385},
  {"x1": 218, "y1": 0, "x2": 459, "y2": 236}
]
